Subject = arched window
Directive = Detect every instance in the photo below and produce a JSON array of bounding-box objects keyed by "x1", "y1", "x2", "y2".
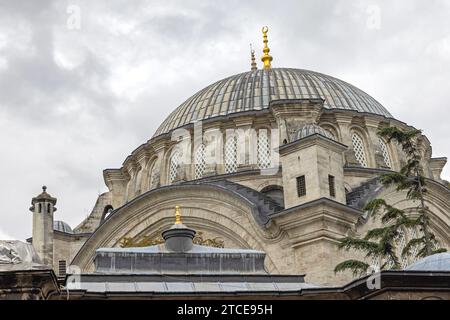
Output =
[
  {"x1": 384, "y1": 226, "x2": 435, "y2": 270},
  {"x1": 374, "y1": 227, "x2": 408, "y2": 270},
  {"x1": 395, "y1": 229, "x2": 408, "y2": 269},
  {"x1": 395, "y1": 227, "x2": 427, "y2": 269},
  {"x1": 149, "y1": 159, "x2": 160, "y2": 189},
  {"x1": 260, "y1": 185, "x2": 284, "y2": 207},
  {"x1": 102, "y1": 205, "x2": 114, "y2": 220},
  {"x1": 224, "y1": 136, "x2": 238, "y2": 173},
  {"x1": 257, "y1": 129, "x2": 271, "y2": 169},
  {"x1": 47, "y1": 203, "x2": 51, "y2": 214},
  {"x1": 378, "y1": 138, "x2": 392, "y2": 168},
  {"x1": 351, "y1": 132, "x2": 368, "y2": 167},
  {"x1": 134, "y1": 169, "x2": 143, "y2": 196},
  {"x1": 325, "y1": 129, "x2": 336, "y2": 140},
  {"x1": 194, "y1": 144, "x2": 207, "y2": 179},
  {"x1": 169, "y1": 150, "x2": 181, "y2": 184}
]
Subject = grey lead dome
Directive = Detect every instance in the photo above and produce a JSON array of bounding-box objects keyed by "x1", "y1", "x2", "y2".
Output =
[
  {"x1": 154, "y1": 68, "x2": 392, "y2": 137},
  {"x1": 296, "y1": 124, "x2": 333, "y2": 140},
  {"x1": 53, "y1": 220, "x2": 73, "y2": 234},
  {"x1": 406, "y1": 253, "x2": 450, "y2": 271}
]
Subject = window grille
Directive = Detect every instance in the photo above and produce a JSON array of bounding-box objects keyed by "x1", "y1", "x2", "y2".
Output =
[
  {"x1": 352, "y1": 133, "x2": 368, "y2": 167},
  {"x1": 225, "y1": 137, "x2": 238, "y2": 173},
  {"x1": 297, "y1": 175, "x2": 306, "y2": 197},
  {"x1": 194, "y1": 144, "x2": 207, "y2": 179},
  {"x1": 383, "y1": 227, "x2": 433, "y2": 270},
  {"x1": 379, "y1": 138, "x2": 392, "y2": 168},
  {"x1": 407, "y1": 228, "x2": 421, "y2": 267},
  {"x1": 58, "y1": 260, "x2": 67, "y2": 277},
  {"x1": 328, "y1": 175, "x2": 336, "y2": 198},
  {"x1": 257, "y1": 130, "x2": 271, "y2": 169},
  {"x1": 396, "y1": 229, "x2": 409, "y2": 269},
  {"x1": 169, "y1": 151, "x2": 181, "y2": 184}
]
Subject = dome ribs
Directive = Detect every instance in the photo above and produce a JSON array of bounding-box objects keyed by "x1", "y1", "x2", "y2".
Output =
[{"x1": 152, "y1": 68, "x2": 392, "y2": 138}]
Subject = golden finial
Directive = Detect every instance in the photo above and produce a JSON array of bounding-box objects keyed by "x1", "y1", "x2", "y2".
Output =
[
  {"x1": 250, "y1": 43, "x2": 257, "y2": 71},
  {"x1": 175, "y1": 205, "x2": 182, "y2": 225},
  {"x1": 261, "y1": 26, "x2": 273, "y2": 70}
]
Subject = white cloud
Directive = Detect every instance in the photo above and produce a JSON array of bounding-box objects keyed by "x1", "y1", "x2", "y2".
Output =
[
  {"x1": 426, "y1": 36, "x2": 450, "y2": 60},
  {"x1": 0, "y1": 229, "x2": 13, "y2": 240},
  {"x1": 0, "y1": 0, "x2": 449, "y2": 240}
]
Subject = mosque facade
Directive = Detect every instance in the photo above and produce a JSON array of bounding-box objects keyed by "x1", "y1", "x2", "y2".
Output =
[{"x1": 1, "y1": 28, "x2": 450, "y2": 300}]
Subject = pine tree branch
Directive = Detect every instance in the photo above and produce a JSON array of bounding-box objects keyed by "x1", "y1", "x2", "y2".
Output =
[
  {"x1": 334, "y1": 260, "x2": 370, "y2": 277},
  {"x1": 337, "y1": 237, "x2": 379, "y2": 252},
  {"x1": 402, "y1": 237, "x2": 425, "y2": 257}
]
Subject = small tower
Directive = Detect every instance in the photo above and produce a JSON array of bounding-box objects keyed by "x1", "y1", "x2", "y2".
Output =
[
  {"x1": 29, "y1": 186, "x2": 57, "y2": 266},
  {"x1": 278, "y1": 125, "x2": 347, "y2": 208}
]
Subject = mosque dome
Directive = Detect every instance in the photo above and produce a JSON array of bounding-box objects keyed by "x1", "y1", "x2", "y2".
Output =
[
  {"x1": 154, "y1": 68, "x2": 392, "y2": 137},
  {"x1": 295, "y1": 124, "x2": 333, "y2": 140},
  {"x1": 406, "y1": 253, "x2": 450, "y2": 271},
  {"x1": 53, "y1": 220, "x2": 73, "y2": 234}
]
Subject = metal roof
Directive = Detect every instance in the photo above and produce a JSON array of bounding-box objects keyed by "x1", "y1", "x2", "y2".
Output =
[
  {"x1": 68, "y1": 281, "x2": 318, "y2": 293},
  {"x1": 53, "y1": 220, "x2": 73, "y2": 234},
  {"x1": 154, "y1": 68, "x2": 392, "y2": 137},
  {"x1": 295, "y1": 124, "x2": 333, "y2": 140},
  {"x1": 66, "y1": 274, "x2": 317, "y2": 294},
  {"x1": 406, "y1": 253, "x2": 450, "y2": 271}
]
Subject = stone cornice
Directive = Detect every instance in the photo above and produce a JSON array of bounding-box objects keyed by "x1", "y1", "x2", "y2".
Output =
[
  {"x1": 269, "y1": 198, "x2": 362, "y2": 247},
  {"x1": 270, "y1": 197, "x2": 363, "y2": 219},
  {"x1": 269, "y1": 99, "x2": 324, "y2": 121},
  {"x1": 363, "y1": 116, "x2": 381, "y2": 128},
  {"x1": 233, "y1": 116, "x2": 254, "y2": 128},
  {"x1": 430, "y1": 157, "x2": 448, "y2": 170},
  {"x1": 278, "y1": 133, "x2": 348, "y2": 155},
  {"x1": 103, "y1": 169, "x2": 129, "y2": 190},
  {"x1": 333, "y1": 111, "x2": 354, "y2": 124},
  {"x1": 0, "y1": 269, "x2": 60, "y2": 300}
]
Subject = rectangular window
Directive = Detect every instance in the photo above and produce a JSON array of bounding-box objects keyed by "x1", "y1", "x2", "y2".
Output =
[
  {"x1": 329, "y1": 175, "x2": 336, "y2": 198},
  {"x1": 58, "y1": 260, "x2": 67, "y2": 277},
  {"x1": 296, "y1": 175, "x2": 306, "y2": 197}
]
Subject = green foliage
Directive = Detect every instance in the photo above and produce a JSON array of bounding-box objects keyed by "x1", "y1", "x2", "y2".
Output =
[
  {"x1": 363, "y1": 198, "x2": 412, "y2": 225},
  {"x1": 334, "y1": 260, "x2": 370, "y2": 277},
  {"x1": 335, "y1": 126, "x2": 447, "y2": 277},
  {"x1": 401, "y1": 237, "x2": 425, "y2": 257},
  {"x1": 337, "y1": 237, "x2": 379, "y2": 252},
  {"x1": 378, "y1": 127, "x2": 422, "y2": 157},
  {"x1": 432, "y1": 248, "x2": 448, "y2": 255}
]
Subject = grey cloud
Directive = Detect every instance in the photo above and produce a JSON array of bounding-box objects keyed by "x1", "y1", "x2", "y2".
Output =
[{"x1": 0, "y1": 0, "x2": 449, "y2": 240}]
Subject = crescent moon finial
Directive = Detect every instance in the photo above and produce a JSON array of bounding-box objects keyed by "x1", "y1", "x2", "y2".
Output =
[{"x1": 261, "y1": 26, "x2": 273, "y2": 69}]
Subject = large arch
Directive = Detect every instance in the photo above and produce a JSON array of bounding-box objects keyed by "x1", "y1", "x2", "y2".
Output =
[{"x1": 71, "y1": 183, "x2": 287, "y2": 273}]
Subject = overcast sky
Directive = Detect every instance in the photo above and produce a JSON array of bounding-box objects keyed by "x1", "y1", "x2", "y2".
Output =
[{"x1": 0, "y1": 0, "x2": 449, "y2": 240}]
